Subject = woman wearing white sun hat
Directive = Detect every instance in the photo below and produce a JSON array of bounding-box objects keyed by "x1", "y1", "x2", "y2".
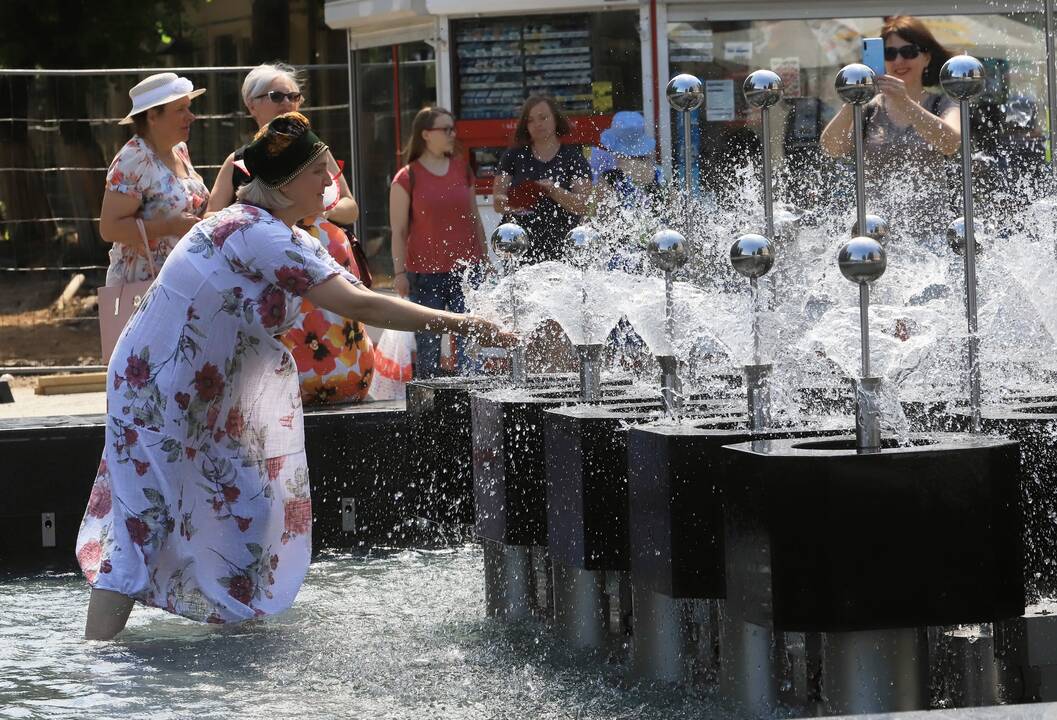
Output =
[{"x1": 99, "y1": 72, "x2": 209, "y2": 285}]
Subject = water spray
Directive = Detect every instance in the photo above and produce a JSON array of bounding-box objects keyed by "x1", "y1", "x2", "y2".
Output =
[{"x1": 490, "y1": 222, "x2": 531, "y2": 385}]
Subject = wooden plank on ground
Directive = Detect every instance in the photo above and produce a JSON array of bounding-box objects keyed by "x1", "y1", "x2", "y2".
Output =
[{"x1": 34, "y1": 372, "x2": 107, "y2": 395}]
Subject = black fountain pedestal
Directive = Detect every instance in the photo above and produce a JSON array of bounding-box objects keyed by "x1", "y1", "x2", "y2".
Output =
[
  {"x1": 543, "y1": 401, "x2": 741, "y2": 650},
  {"x1": 954, "y1": 402, "x2": 1057, "y2": 704},
  {"x1": 472, "y1": 384, "x2": 646, "y2": 621},
  {"x1": 625, "y1": 418, "x2": 846, "y2": 687},
  {"x1": 721, "y1": 433, "x2": 1023, "y2": 716},
  {"x1": 406, "y1": 374, "x2": 578, "y2": 530}
]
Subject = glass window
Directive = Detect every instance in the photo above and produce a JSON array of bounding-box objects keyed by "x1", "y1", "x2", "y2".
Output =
[
  {"x1": 667, "y1": 13, "x2": 1049, "y2": 215},
  {"x1": 451, "y1": 11, "x2": 641, "y2": 192},
  {"x1": 352, "y1": 42, "x2": 436, "y2": 278}
]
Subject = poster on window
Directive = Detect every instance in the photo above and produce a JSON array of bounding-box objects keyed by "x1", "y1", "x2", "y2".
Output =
[
  {"x1": 770, "y1": 57, "x2": 802, "y2": 98},
  {"x1": 704, "y1": 79, "x2": 735, "y2": 122}
]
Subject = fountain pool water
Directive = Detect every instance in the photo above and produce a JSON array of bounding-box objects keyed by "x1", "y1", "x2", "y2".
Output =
[{"x1": 0, "y1": 546, "x2": 752, "y2": 719}]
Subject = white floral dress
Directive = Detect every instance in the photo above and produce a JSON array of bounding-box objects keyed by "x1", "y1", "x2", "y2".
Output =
[
  {"x1": 76, "y1": 203, "x2": 358, "y2": 624},
  {"x1": 104, "y1": 136, "x2": 209, "y2": 286}
]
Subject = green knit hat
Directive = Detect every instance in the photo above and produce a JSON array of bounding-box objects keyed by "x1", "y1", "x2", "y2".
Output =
[{"x1": 243, "y1": 112, "x2": 328, "y2": 189}]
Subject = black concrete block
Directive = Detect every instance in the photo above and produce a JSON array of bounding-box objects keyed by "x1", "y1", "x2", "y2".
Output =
[
  {"x1": 471, "y1": 385, "x2": 646, "y2": 546},
  {"x1": 545, "y1": 401, "x2": 741, "y2": 572},
  {"x1": 722, "y1": 434, "x2": 1024, "y2": 632},
  {"x1": 627, "y1": 419, "x2": 843, "y2": 600}
]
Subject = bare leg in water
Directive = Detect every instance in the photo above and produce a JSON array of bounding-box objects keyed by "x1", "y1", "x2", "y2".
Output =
[{"x1": 85, "y1": 588, "x2": 135, "y2": 640}]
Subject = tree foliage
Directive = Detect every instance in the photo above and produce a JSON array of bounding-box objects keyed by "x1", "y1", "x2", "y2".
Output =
[{"x1": 0, "y1": 0, "x2": 193, "y2": 69}]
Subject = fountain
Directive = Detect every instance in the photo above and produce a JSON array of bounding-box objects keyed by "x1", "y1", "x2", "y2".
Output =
[
  {"x1": 491, "y1": 222, "x2": 532, "y2": 385},
  {"x1": 646, "y1": 228, "x2": 689, "y2": 416},
  {"x1": 941, "y1": 54, "x2": 987, "y2": 432}
]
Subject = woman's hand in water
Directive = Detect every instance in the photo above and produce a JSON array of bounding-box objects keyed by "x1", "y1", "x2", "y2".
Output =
[{"x1": 465, "y1": 317, "x2": 519, "y2": 349}]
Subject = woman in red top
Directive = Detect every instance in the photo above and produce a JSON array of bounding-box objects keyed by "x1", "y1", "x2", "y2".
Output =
[{"x1": 390, "y1": 107, "x2": 487, "y2": 377}]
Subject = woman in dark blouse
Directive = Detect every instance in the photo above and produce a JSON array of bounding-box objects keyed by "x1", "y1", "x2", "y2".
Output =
[{"x1": 493, "y1": 95, "x2": 592, "y2": 263}]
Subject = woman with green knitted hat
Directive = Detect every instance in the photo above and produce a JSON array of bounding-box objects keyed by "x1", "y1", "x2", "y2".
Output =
[{"x1": 76, "y1": 112, "x2": 517, "y2": 640}]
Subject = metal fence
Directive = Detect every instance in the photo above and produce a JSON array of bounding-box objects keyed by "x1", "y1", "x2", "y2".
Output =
[{"x1": 0, "y1": 64, "x2": 351, "y2": 273}]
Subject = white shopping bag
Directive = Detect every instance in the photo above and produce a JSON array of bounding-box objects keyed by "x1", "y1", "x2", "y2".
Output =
[{"x1": 369, "y1": 329, "x2": 417, "y2": 400}]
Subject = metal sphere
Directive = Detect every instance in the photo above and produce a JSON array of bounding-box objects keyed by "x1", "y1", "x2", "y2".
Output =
[
  {"x1": 838, "y1": 236, "x2": 887, "y2": 284},
  {"x1": 743, "y1": 70, "x2": 784, "y2": 109},
  {"x1": 729, "y1": 233, "x2": 775, "y2": 279},
  {"x1": 940, "y1": 55, "x2": 986, "y2": 101},
  {"x1": 850, "y1": 214, "x2": 890, "y2": 244},
  {"x1": 666, "y1": 74, "x2": 704, "y2": 112},
  {"x1": 946, "y1": 217, "x2": 984, "y2": 256},
  {"x1": 647, "y1": 229, "x2": 689, "y2": 272},
  {"x1": 490, "y1": 222, "x2": 530, "y2": 257},
  {"x1": 566, "y1": 225, "x2": 600, "y2": 269},
  {"x1": 834, "y1": 63, "x2": 878, "y2": 105}
]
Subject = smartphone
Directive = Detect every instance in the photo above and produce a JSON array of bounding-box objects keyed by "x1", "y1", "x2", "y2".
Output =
[{"x1": 862, "y1": 37, "x2": 885, "y2": 77}]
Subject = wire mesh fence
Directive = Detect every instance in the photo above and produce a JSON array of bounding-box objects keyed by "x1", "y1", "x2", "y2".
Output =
[{"x1": 0, "y1": 64, "x2": 351, "y2": 273}]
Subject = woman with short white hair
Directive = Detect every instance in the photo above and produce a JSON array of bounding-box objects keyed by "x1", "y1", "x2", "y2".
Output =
[
  {"x1": 207, "y1": 62, "x2": 358, "y2": 224},
  {"x1": 77, "y1": 112, "x2": 516, "y2": 640}
]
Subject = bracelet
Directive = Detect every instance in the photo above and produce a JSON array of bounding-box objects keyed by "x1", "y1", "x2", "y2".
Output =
[{"x1": 394, "y1": 270, "x2": 406, "y2": 276}]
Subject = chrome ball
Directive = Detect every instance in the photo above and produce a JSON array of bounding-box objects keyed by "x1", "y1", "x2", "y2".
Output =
[
  {"x1": 666, "y1": 74, "x2": 704, "y2": 112},
  {"x1": 743, "y1": 70, "x2": 784, "y2": 109},
  {"x1": 647, "y1": 229, "x2": 689, "y2": 272},
  {"x1": 729, "y1": 233, "x2": 775, "y2": 279},
  {"x1": 838, "y1": 236, "x2": 887, "y2": 284},
  {"x1": 490, "y1": 222, "x2": 530, "y2": 257},
  {"x1": 566, "y1": 226, "x2": 600, "y2": 256},
  {"x1": 850, "y1": 214, "x2": 890, "y2": 244},
  {"x1": 835, "y1": 63, "x2": 878, "y2": 105},
  {"x1": 940, "y1": 55, "x2": 986, "y2": 101},
  {"x1": 946, "y1": 217, "x2": 984, "y2": 256}
]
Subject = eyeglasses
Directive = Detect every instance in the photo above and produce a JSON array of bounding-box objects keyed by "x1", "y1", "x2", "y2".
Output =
[
  {"x1": 884, "y1": 45, "x2": 923, "y2": 61},
  {"x1": 425, "y1": 126, "x2": 457, "y2": 136},
  {"x1": 253, "y1": 90, "x2": 304, "y2": 104}
]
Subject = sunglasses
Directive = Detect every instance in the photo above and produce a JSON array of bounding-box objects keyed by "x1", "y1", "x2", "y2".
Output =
[
  {"x1": 254, "y1": 90, "x2": 304, "y2": 104},
  {"x1": 884, "y1": 45, "x2": 923, "y2": 61},
  {"x1": 425, "y1": 126, "x2": 457, "y2": 136}
]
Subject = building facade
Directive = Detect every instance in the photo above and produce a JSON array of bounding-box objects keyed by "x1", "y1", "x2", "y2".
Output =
[{"x1": 326, "y1": 0, "x2": 1050, "y2": 275}]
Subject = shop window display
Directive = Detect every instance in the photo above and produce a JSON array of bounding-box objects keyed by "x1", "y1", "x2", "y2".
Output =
[{"x1": 452, "y1": 11, "x2": 641, "y2": 192}]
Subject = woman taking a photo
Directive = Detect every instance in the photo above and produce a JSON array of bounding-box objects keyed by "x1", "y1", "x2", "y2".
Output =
[
  {"x1": 493, "y1": 95, "x2": 591, "y2": 264},
  {"x1": 208, "y1": 62, "x2": 374, "y2": 405},
  {"x1": 77, "y1": 113, "x2": 516, "y2": 640},
  {"x1": 820, "y1": 15, "x2": 960, "y2": 241},
  {"x1": 389, "y1": 106, "x2": 487, "y2": 378},
  {"x1": 99, "y1": 73, "x2": 209, "y2": 285}
]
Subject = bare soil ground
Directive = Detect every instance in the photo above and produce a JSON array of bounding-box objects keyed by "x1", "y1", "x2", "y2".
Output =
[{"x1": 0, "y1": 274, "x2": 103, "y2": 366}]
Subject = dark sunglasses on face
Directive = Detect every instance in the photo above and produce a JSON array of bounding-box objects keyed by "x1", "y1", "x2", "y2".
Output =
[
  {"x1": 884, "y1": 45, "x2": 923, "y2": 61},
  {"x1": 425, "y1": 126, "x2": 457, "y2": 136},
  {"x1": 254, "y1": 90, "x2": 304, "y2": 104}
]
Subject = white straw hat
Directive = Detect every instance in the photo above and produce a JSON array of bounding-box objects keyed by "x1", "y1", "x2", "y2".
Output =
[{"x1": 118, "y1": 72, "x2": 206, "y2": 125}]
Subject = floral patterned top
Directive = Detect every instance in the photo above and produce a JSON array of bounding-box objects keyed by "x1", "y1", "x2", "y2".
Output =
[
  {"x1": 282, "y1": 217, "x2": 374, "y2": 405},
  {"x1": 76, "y1": 203, "x2": 359, "y2": 623},
  {"x1": 104, "y1": 136, "x2": 209, "y2": 286}
]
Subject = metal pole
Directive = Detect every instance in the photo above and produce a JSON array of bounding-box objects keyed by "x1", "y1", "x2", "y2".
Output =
[
  {"x1": 860, "y1": 283, "x2": 871, "y2": 378},
  {"x1": 852, "y1": 104, "x2": 868, "y2": 233},
  {"x1": 1046, "y1": 0, "x2": 1057, "y2": 174},
  {"x1": 665, "y1": 270, "x2": 675, "y2": 346},
  {"x1": 960, "y1": 98, "x2": 982, "y2": 433},
  {"x1": 682, "y1": 110, "x2": 694, "y2": 193},
  {"x1": 751, "y1": 276, "x2": 761, "y2": 366},
  {"x1": 761, "y1": 107, "x2": 775, "y2": 240}
]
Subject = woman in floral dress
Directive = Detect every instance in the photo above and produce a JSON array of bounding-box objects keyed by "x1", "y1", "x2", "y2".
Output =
[
  {"x1": 77, "y1": 113, "x2": 516, "y2": 640},
  {"x1": 207, "y1": 62, "x2": 373, "y2": 405},
  {"x1": 99, "y1": 73, "x2": 209, "y2": 285}
]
